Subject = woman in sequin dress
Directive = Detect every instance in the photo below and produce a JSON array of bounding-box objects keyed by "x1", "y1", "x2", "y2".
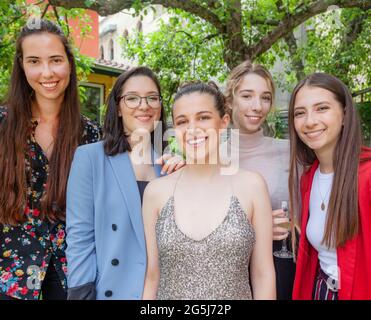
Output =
[{"x1": 142, "y1": 82, "x2": 276, "y2": 300}]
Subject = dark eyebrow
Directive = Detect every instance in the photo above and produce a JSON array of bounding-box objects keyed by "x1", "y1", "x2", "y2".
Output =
[
  {"x1": 24, "y1": 55, "x2": 65, "y2": 59},
  {"x1": 294, "y1": 106, "x2": 306, "y2": 110},
  {"x1": 196, "y1": 111, "x2": 213, "y2": 115},
  {"x1": 174, "y1": 110, "x2": 213, "y2": 121},
  {"x1": 124, "y1": 91, "x2": 159, "y2": 95},
  {"x1": 294, "y1": 101, "x2": 331, "y2": 109},
  {"x1": 174, "y1": 114, "x2": 186, "y2": 121},
  {"x1": 313, "y1": 101, "x2": 331, "y2": 107},
  {"x1": 24, "y1": 56, "x2": 40, "y2": 59}
]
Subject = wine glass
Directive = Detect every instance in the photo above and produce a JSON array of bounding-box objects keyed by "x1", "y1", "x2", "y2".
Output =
[{"x1": 273, "y1": 200, "x2": 294, "y2": 259}]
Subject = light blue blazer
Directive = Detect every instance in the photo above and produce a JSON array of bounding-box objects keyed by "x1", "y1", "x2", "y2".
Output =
[{"x1": 66, "y1": 141, "x2": 161, "y2": 300}]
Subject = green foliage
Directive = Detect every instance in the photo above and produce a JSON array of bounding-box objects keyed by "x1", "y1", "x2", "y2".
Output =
[
  {"x1": 301, "y1": 8, "x2": 370, "y2": 92},
  {"x1": 0, "y1": 1, "x2": 94, "y2": 104},
  {"x1": 357, "y1": 101, "x2": 371, "y2": 146},
  {"x1": 121, "y1": 9, "x2": 228, "y2": 117},
  {"x1": 0, "y1": 0, "x2": 26, "y2": 101},
  {"x1": 265, "y1": 108, "x2": 288, "y2": 139},
  {"x1": 119, "y1": 2, "x2": 369, "y2": 141}
]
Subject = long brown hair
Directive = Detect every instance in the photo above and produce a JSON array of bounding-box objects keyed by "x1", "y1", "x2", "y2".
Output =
[
  {"x1": 0, "y1": 20, "x2": 83, "y2": 225},
  {"x1": 288, "y1": 73, "x2": 363, "y2": 249}
]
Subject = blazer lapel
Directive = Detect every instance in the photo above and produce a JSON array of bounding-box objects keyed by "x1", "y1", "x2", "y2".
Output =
[{"x1": 108, "y1": 152, "x2": 145, "y2": 252}]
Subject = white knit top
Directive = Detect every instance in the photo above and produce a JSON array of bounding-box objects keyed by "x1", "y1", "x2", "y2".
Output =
[{"x1": 228, "y1": 128, "x2": 290, "y2": 211}]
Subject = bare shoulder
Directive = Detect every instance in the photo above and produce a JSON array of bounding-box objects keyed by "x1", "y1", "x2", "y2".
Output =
[
  {"x1": 231, "y1": 169, "x2": 269, "y2": 207},
  {"x1": 144, "y1": 168, "x2": 184, "y2": 208},
  {"x1": 232, "y1": 168, "x2": 267, "y2": 191}
]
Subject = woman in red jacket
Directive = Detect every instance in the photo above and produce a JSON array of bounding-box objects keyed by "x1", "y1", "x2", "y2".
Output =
[{"x1": 288, "y1": 72, "x2": 371, "y2": 300}]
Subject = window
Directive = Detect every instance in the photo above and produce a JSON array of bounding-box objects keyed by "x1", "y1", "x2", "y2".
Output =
[
  {"x1": 79, "y1": 82, "x2": 104, "y2": 123},
  {"x1": 100, "y1": 46, "x2": 104, "y2": 60},
  {"x1": 109, "y1": 39, "x2": 114, "y2": 60}
]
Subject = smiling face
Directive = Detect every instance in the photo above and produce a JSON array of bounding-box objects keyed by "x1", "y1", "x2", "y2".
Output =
[
  {"x1": 231, "y1": 73, "x2": 273, "y2": 134},
  {"x1": 118, "y1": 75, "x2": 162, "y2": 136},
  {"x1": 293, "y1": 86, "x2": 344, "y2": 159},
  {"x1": 22, "y1": 32, "x2": 71, "y2": 106},
  {"x1": 173, "y1": 92, "x2": 230, "y2": 164}
]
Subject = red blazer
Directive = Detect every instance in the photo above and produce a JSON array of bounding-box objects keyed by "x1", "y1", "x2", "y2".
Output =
[{"x1": 293, "y1": 148, "x2": 371, "y2": 300}]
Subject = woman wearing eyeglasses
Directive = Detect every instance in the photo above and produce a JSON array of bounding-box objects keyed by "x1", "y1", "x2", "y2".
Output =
[{"x1": 65, "y1": 66, "x2": 179, "y2": 300}]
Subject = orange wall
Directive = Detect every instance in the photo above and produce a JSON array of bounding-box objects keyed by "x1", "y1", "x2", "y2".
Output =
[
  {"x1": 68, "y1": 11, "x2": 99, "y2": 58},
  {"x1": 26, "y1": 0, "x2": 99, "y2": 58}
]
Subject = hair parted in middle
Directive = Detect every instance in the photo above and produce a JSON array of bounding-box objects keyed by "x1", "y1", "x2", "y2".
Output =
[
  {"x1": 288, "y1": 72, "x2": 364, "y2": 250},
  {"x1": 225, "y1": 60, "x2": 275, "y2": 109},
  {"x1": 0, "y1": 19, "x2": 83, "y2": 225}
]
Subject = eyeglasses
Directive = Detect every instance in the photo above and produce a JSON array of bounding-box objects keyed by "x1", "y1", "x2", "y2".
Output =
[{"x1": 119, "y1": 94, "x2": 162, "y2": 109}]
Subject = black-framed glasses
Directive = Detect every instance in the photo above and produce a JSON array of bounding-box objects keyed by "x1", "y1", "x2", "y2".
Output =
[{"x1": 119, "y1": 94, "x2": 162, "y2": 109}]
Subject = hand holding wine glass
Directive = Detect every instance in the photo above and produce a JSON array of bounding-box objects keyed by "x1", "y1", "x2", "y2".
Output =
[
  {"x1": 273, "y1": 201, "x2": 294, "y2": 259},
  {"x1": 273, "y1": 207, "x2": 290, "y2": 241}
]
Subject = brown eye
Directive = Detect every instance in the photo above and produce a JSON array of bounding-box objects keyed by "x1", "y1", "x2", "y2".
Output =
[
  {"x1": 199, "y1": 116, "x2": 211, "y2": 121},
  {"x1": 27, "y1": 59, "x2": 38, "y2": 64},
  {"x1": 241, "y1": 95, "x2": 252, "y2": 99},
  {"x1": 176, "y1": 120, "x2": 187, "y2": 126},
  {"x1": 147, "y1": 96, "x2": 160, "y2": 102},
  {"x1": 318, "y1": 105, "x2": 329, "y2": 111},
  {"x1": 294, "y1": 111, "x2": 305, "y2": 117}
]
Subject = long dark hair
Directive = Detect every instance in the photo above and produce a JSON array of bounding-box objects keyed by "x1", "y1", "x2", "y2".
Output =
[
  {"x1": 103, "y1": 66, "x2": 167, "y2": 156},
  {"x1": 288, "y1": 72, "x2": 364, "y2": 249},
  {"x1": 0, "y1": 19, "x2": 83, "y2": 225}
]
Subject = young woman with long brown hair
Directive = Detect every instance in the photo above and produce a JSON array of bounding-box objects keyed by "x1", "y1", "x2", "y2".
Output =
[
  {"x1": 289, "y1": 73, "x2": 371, "y2": 300},
  {"x1": 0, "y1": 20, "x2": 101, "y2": 300}
]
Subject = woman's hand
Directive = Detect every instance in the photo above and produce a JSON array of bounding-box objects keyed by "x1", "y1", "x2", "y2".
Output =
[
  {"x1": 272, "y1": 209, "x2": 289, "y2": 241},
  {"x1": 155, "y1": 153, "x2": 185, "y2": 175}
]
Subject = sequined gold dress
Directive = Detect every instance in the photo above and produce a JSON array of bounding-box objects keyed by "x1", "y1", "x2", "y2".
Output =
[{"x1": 155, "y1": 195, "x2": 256, "y2": 300}]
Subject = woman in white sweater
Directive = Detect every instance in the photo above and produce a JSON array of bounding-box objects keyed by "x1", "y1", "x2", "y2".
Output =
[{"x1": 224, "y1": 61, "x2": 295, "y2": 300}]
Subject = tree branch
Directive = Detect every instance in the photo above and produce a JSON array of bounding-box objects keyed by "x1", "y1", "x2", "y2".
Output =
[
  {"x1": 48, "y1": 0, "x2": 371, "y2": 69},
  {"x1": 49, "y1": 0, "x2": 225, "y2": 33},
  {"x1": 223, "y1": 0, "x2": 244, "y2": 67},
  {"x1": 284, "y1": 31, "x2": 306, "y2": 81},
  {"x1": 247, "y1": 0, "x2": 371, "y2": 60},
  {"x1": 352, "y1": 87, "x2": 371, "y2": 97},
  {"x1": 343, "y1": 11, "x2": 368, "y2": 47},
  {"x1": 333, "y1": 11, "x2": 369, "y2": 84},
  {"x1": 41, "y1": 3, "x2": 50, "y2": 18},
  {"x1": 250, "y1": 17, "x2": 280, "y2": 26}
]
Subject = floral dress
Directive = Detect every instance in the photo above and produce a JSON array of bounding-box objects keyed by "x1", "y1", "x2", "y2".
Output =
[{"x1": 0, "y1": 107, "x2": 102, "y2": 299}]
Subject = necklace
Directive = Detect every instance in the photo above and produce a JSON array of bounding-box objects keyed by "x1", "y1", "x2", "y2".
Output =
[{"x1": 316, "y1": 170, "x2": 332, "y2": 211}]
